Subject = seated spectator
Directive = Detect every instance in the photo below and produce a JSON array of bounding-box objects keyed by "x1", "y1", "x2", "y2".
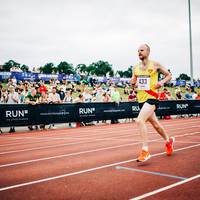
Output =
[
  {"x1": 58, "y1": 87, "x2": 65, "y2": 103},
  {"x1": 128, "y1": 90, "x2": 137, "y2": 102},
  {"x1": 48, "y1": 87, "x2": 61, "y2": 104},
  {"x1": 95, "y1": 86, "x2": 104, "y2": 102},
  {"x1": 73, "y1": 94, "x2": 84, "y2": 103},
  {"x1": 82, "y1": 88, "x2": 92, "y2": 102},
  {"x1": 0, "y1": 84, "x2": 2, "y2": 100},
  {"x1": 158, "y1": 88, "x2": 172, "y2": 119},
  {"x1": 0, "y1": 88, "x2": 8, "y2": 104},
  {"x1": 159, "y1": 88, "x2": 173, "y2": 100},
  {"x1": 124, "y1": 84, "x2": 129, "y2": 95},
  {"x1": 25, "y1": 88, "x2": 40, "y2": 105},
  {"x1": 195, "y1": 91, "x2": 200, "y2": 100},
  {"x1": 175, "y1": 87, "x2": 183, "y2": 100},
  {"x1": 39, "y1": 81, "x2": 47, "y2": 94},
  {"x1": 111, "y1": 85, "x2": 121, "y2": 104},
  {"x1": 64, "y1": 90, "x2": 73, "y2": 103},
  {"x1": 191, "y1": 86, "x2": 197, "y2": 99},
  {"x1": 102, "y1": 92, "x2": 111, "y2": 102},
  {"x1": 184, "y1": 87, "x2": 193, "y2": 100},
  {"x1": 39, "y1": 91, "x2": 49, "y2": 104},
  {"x1": 18, "y1": 89, "x2": 25, "y2": 103}
]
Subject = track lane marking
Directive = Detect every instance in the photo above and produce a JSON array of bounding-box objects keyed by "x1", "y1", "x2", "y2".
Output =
[
  {"x1": 130, "y1": 174, "x2": 200, "y2": 200},
  {"x1": 0, "y1": 143, "x2": 199, "y2": 192},
  {"x1": 0, "y1": 126, "x2": 199, "y2": 155},
  {"x1": 0, "y1": 132, "x2": 199, "y2": 168},
  {"x1": 1, "y1": 119, "x2": 199, "y2": 144},
  {"x1": 0, "y1": 131, "x2": 199, "y2": 167}
]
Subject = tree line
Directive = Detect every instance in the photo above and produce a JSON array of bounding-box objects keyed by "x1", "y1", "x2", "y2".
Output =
[
  {"x1": 1, "y1": 59, "x2": 192, "y2": 80},
  {"x1": 1, "y1": 59, "x2": 132, "y2": 78}
]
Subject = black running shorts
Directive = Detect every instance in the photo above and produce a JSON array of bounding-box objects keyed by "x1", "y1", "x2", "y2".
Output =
[{"x1": 138, "y1": 99, "x2": 159, "y2": 110}]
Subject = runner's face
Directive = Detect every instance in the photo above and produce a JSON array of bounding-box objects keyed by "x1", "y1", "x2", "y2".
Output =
[{"x1": 138, "y1": 45, "x2": 149, "y2": 60}]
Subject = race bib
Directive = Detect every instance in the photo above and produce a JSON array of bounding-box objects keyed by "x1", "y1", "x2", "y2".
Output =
[{"x1": 137, "y1": 76, "x2": 150, "y2": 90}]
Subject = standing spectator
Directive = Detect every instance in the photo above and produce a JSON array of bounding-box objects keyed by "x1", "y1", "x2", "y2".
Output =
[
  {"x1": 110, "y1": 86, "x2": 121, "y2": 124},
  {"x1": 48, "y1": 87, "x2": 61, "y2": 129},
  {"x1": 38, "y1": 91, "x2": 49, "y2": 130},
  {"x1": 7, "y1": 85, "x2": 19, "y2": 104},
  {"x1": 63, "y1": 90, "x2": 73, "y2": 127},
  {"x1": 7, "y1": 85, "x2": 19, "y2": 133},
  {"x1": 25, "y1": 88, "x2": 40, "y2": 130}
]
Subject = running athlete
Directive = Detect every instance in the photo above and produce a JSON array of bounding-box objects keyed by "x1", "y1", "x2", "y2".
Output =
[{"x1": 131, "y1": 44, "x2": 175, "y2": 162}]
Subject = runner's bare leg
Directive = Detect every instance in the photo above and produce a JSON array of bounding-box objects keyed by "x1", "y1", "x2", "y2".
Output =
[
  {"x1": 148, "y1": 112, "x2": 170, "y2": 142},
  {"x1": 135, "y1": 103, "x2": 155, "y2": 150}
]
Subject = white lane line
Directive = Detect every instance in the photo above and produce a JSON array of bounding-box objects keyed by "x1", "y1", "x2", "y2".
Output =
[
  {"x1": 2, "y1": 117, "x2": 198, "y2": 138},
  {"x1": 0, "y1": 143, "x2": 199, "y2": 192},
  {"x1": 0, "y1": 141, "x2": 153, "y2": 168},
  {"x1": 130, "y1": 174, "x2": 200, "y2": 200},
  {"x1": 1, "y1": 120, "x2": 199, "y2": 143},
  {"x1": 0, "y1": 126, "x2": 199, "y2": 155},
  {"x1": 0, "y1": 132, "x2": 199, "y2": 168}
]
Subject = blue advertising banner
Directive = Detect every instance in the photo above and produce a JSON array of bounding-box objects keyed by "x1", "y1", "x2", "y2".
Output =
[
  {"x1": 0, "y1": 71, "x2": 200, "y2": 86},
  {"x1": 0, "y1": 100, "x2": 199, "y2": 127}
]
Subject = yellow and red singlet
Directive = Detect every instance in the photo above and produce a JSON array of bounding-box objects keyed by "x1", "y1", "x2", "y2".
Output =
[{"x1": 134, "y1": 60, "x2": 159, "y2": 103}]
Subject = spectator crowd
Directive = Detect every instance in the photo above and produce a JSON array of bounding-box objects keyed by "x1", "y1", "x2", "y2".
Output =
[{"x1": 0, "y1": 78, "x2": 200, "y2": 133}]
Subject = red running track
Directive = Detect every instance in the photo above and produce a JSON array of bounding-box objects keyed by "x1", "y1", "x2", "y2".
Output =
[{"x1": 0, "y1": 117, "x2": 200, "y2": 200}]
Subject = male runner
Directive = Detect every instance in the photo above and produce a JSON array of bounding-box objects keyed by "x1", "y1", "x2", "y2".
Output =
[{"x1": 131, "y1": 44, "x2": 175, "y2": 162}]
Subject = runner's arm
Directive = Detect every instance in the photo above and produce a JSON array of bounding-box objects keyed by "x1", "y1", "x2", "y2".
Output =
[{"x1": 154, "y1": 62, "x2": 172, "y2": 89}]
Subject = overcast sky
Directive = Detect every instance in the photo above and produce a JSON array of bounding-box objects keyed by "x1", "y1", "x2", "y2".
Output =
[{"x1": 0, "y1": 0, "x2": 199, "y2": 79}]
